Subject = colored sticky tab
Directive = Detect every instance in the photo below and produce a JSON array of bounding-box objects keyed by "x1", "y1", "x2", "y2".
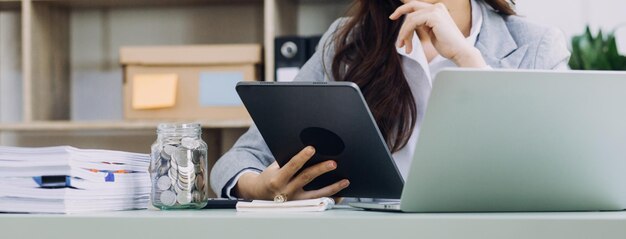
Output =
[
  {"x1": 105, "y1": 172, "x2": 115, "y2": 182},
  {"x1": 132, "y1": 74, "x2": 178, "y2": 110},
  {"x1": 199, "y1": 72, "x2": 244, "y2": 107}
]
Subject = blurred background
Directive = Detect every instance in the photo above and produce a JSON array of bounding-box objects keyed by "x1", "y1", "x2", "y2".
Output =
[
  {"x1": 518, "y1": 0, "x2": 626, "y2": 45},
  {"x1": 0, "y1": 0, "x2": 624, "y2": 157}
]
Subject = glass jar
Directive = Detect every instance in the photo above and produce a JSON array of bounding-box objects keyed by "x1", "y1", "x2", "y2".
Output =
[{"x1": 149, "y1": 123, "x2": 209, "y2": 209}]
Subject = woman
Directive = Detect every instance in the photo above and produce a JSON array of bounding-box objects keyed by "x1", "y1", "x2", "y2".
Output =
[{"x1": 211, "y1": 0, "x2": 570, "y2": 201}]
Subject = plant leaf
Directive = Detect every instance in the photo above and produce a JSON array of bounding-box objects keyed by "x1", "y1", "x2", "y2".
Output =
[
  {"x1": 569, "y1": 35, "x2": 583, "y2": 69},
  {"x1": 606, "y1": 33, "x2": 621, "y2": 70},
  {"x1": 568, "y1": 25, "x2": 626, "y2": 71}
]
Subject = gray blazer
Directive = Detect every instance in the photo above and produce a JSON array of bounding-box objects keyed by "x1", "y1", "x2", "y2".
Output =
[{"x1": 210, "y1": 1, "x2": 572, "y2": 198}]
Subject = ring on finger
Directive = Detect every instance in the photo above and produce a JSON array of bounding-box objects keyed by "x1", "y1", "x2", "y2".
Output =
[{"x1": 274, "y1": 193, "x2": 288, "y2": 203}]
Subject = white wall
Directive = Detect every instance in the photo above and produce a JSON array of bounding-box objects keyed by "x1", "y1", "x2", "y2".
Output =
[
  {"x1": 298, "y1": 0, "x2": 626, "y2": 53},
  {"x1": 516, "y1": 0, "x2": 626, "y2": 54}
]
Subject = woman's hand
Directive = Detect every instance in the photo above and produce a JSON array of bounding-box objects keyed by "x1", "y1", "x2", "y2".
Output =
[
  {"x1": 390, "y1": 1, "x2": 487, "y2": 68},
  {"x1": 235, "y1": 146, "x2": 350, "y2": 200}
]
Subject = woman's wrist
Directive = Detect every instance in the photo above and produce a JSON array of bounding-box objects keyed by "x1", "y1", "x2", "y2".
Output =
[
  {"x1": 234, "y1": 172, "x2": 259, "y2": 199},
  {"x1": 452, "y1": 46, "x2": 487, "y2": 68}
]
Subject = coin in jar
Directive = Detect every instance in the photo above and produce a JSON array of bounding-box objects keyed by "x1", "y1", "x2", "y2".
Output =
[
  {"x1": 192, "y1": 190, "x2": 204, "y2": 203},
  {"x1": 156, "y1": 176, "x2": 172, "y2": 190},
  {"x1": 195, "y1": 173, "x2": 205, "y2": 191},
  {"x1": 177, "y1": 177, "x2": 193, "y2": 191},
  {"x1": 176, "y1": 192, "x2": 192, "y2": 205},
  {"x1": 172, "y1": 149, "x2": 191, "y2": 167},
  {"x1": 168, "y1": 167, "x2": 178, "y2": 182},
  {"x1": 199, "y1": 155, "x2": 207, "y2": 170},
  {"x1": 181, "y1": 137, "x2": 200, "y2": 149},
  {"x1": 160, "y1": 149, "x2": 171, "y2": 161},
  {"x1": 194, "y1": 162, "x2": 202, "y2": 173},
  {"x1": 187, "y1": 169, "x2": 197, "y2": 180},
  {"x1": 163, "y1": 144, "x2": 177, "y2": 156},
  {"x1": 163, "y1": 138, "x2": 181, "y2": 145},
  {"x1": 158, "y1": 161, "x2": 170, "y2": 175},
  {"x1": 177, "y1": 173, "x2": 194, "y2": 185},
  {"x1": 178, "y1": 167, "x2": 196, "y2": 179},
  {"x1": 170, "y1": 157, "x2": 179, "y2": 170},
  {"x1": 173, "y1": 182, "x2": 184, "y2": 194},
  {"x1": 160, "y1": 190, "x2": 177, "y2": 207},
  {"x1": 191, "y1": 149, "x2": 202, "y2": 164},
  {"x1": 177, "y1": 161, "x2": 195, "y2": 173}
]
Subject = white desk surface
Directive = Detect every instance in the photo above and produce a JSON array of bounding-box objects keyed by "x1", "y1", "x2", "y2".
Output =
[{"x1": 2, "y1": 207, "x2": 626, "y2": 239}]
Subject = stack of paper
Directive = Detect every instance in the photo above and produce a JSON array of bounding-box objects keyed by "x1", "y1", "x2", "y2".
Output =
[
  {"x1": 0, "y1": 146, "x2": 151, "y2": 214},
  {"x1": 236, "y1": 198, "x2": 335, "y2": 212}
]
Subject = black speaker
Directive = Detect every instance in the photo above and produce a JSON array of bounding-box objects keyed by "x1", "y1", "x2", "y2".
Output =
[
  {"x1": 275, "y1": 37, "x2": 308, "y2": 69},
  {"x1": 274, "y1": 36, "x2": 323, "y2": 82}
]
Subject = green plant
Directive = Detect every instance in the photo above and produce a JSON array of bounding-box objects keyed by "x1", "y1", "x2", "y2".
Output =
[{"x1": 569, "y1": 26, "x2": 626, "y2": 70}]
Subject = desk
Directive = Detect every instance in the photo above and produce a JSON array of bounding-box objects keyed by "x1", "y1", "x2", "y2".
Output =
[{"x1": 2, "y1": 207, "x2": 626, "y2": 239}]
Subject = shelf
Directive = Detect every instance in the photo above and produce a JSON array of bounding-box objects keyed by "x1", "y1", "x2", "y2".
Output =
[
  {"x1": 0, "y1": 0, "x2": 344, "y2": 152},
  {"x1": 11, "y1": 0, "x2": 345, "y2": 123},
  {"x1": 0, "y1": 120, "x2": 253, "y2": 132}
]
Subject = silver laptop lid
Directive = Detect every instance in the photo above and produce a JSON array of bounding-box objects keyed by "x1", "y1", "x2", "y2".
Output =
[{"x1": 400, "y1": 69, "x2": 626, "y2": 212}]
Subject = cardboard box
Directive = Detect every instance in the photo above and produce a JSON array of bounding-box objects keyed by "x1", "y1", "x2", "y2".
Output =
[{"x1": 120, "y1": 45, "x2": 262, "y2": 120}]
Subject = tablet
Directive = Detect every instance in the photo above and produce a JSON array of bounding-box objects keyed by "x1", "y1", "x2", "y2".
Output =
[{"x1": 236, "y1": 81, "x2": 404, "y2": 199}]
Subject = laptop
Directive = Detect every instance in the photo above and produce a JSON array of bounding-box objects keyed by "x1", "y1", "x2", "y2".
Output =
[{"x1": 350, "y1": 69, "x2": 626, "y2": 212}]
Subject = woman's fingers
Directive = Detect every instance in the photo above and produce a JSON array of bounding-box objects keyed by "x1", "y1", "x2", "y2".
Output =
[
  {"x1": 396, "y1": 10, "x2": 430, "y2": 53},
  {"x1": 296, "y1": 179, "x2": 350, "y2": 200},
  {"x1": 263, "y1": 147, "x2": 349, "y2": 201},
  {"x1": 389, "y1": 1, "x2": 432, "y2": 20},
  {"x1": 392, "y1": 2, "x2": 454, "y2": 54},
  {"x1": 272, "y1": 146, "x2": 316, "y2": 189},
  {"x1": 285, "y1": 160, "x2": 337, "y2": 193}
]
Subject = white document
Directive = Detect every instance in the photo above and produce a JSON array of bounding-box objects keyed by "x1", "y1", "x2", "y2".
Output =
[
  {"x1": 0, "y1": 146, "x2": 151, "y2": 214},
  {"x1": 236, "y1": 197, "x2": 335, "y2": 212}
]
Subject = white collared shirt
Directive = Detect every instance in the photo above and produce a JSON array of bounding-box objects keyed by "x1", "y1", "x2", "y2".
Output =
[{"x1": 391, "y1": 0, "x2": 484, "y2": 180}]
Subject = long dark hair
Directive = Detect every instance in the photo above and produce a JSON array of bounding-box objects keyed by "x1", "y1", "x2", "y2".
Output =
[{"x1": 330, "y1": 0, "x2": 515, "y2": 153}]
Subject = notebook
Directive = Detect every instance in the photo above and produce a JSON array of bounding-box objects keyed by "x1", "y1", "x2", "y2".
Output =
[{"x1": 236, "y1": 197, "x2": 335, "y2": 212}]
